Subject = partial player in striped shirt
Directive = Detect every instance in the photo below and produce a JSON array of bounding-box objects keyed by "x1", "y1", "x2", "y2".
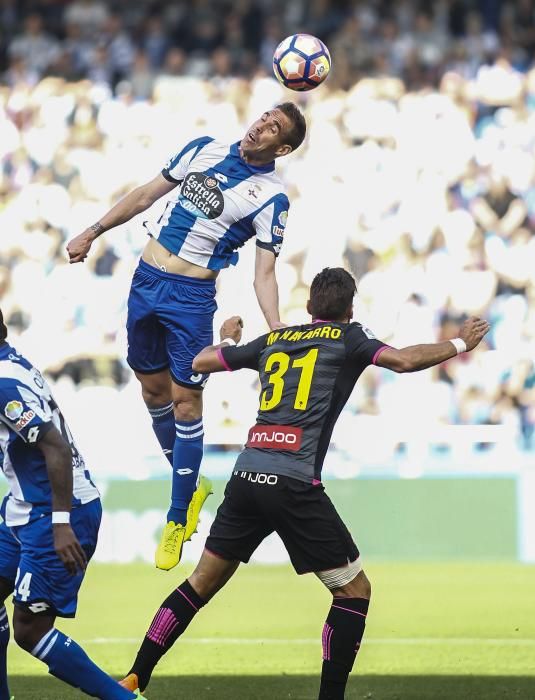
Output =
[
  {"x1": 66, "y1": 103, "x2": 307, "y2": 570},
  {"x1": 0, "y1": 309, "x2": 144, "y2": 699}
]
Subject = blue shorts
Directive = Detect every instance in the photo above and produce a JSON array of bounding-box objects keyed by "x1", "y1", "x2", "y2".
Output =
[
  {"x1": 0, "y1": 499, "x2": 102, "y2": 618},
  {"x1": 127, "y1": 259, "x2": 217, "y2": 389}
]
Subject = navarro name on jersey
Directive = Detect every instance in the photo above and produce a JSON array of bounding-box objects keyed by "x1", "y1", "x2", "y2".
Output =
[
  {"x1": 266, "y1": 325, "x2": 342, "y2": 346},
  {"x1": 179, "y1": 172, "x2": 224, "y2": 220}
]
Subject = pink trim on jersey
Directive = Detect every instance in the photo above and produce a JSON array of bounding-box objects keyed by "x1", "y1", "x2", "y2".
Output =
[
  {"x1": 216, "y1": 347, "x2": 233, "y2": 372},
  {"x1": 312, "y1": 479, "x2": 322, "y2": 486},
  {"x1": 372, "y1": 345, "x2": 391, "y2": 365},
  {"x1": 312, "y1": 319, "x2": 331, "y2": 324}
]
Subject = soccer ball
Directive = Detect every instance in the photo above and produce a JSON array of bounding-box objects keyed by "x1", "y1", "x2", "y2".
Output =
[{"x1": 273, "y1": 34, "x2": 331, "y2": 92}]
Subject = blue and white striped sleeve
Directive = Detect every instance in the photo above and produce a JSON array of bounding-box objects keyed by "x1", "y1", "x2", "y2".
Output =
[
  {"x1": 162, "y1": 136, "x2": 214, "y2": 184},
  {"x1": 254, "y1": 193, "x2": 290, "y2": 258}
]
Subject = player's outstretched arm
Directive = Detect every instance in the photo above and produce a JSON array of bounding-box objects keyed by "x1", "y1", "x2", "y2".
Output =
[
  {"x1": 254, "y1": 247, "x2": 285, "y2": 330},
  {"x1": 192, "y1": 316, "x2": 244, "y2": 373},
  {"x1": 66, "y1": 173, "x2": 177, "y2": 264},
  {"x1": 375, "y1": 316, "x2": 490, "y2": 373},
  {"x1": 35, "y1": 425, "x2": 88, "y2": 575}
]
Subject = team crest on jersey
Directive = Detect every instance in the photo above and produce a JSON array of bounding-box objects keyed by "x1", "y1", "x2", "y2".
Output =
[
  {"x1": 246, "y1": 183, "x2": 262, "y2": 200},
  {"x1": 278, "y1": 210, "x2": 288, "y2": 227},
  {"x1": 4, "y1": 400, "x2": 23, "y2": 421},
  {"x1": 179, "y1": 172, "x2": 224, "y2": 220}
]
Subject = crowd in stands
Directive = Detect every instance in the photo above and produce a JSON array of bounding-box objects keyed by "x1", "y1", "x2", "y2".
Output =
[{"x1": 1, "y1": 0, "x2": 535, "y2": 475}]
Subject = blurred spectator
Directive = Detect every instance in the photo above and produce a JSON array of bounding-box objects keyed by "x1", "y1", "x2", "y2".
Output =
[
  {"x1": 142, "y1": 15, "x2": 170, "y2": 70},
  {"x1": 8, "y1": 13, "x2": 60, "y2": 78},
  {"x1": 64, "y1": 0, "x2": 110, "y2": 40}
]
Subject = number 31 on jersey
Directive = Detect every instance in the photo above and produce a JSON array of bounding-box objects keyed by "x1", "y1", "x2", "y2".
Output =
[{"x1": 260, "y1": 349, "x2": 318, "y2": 412}]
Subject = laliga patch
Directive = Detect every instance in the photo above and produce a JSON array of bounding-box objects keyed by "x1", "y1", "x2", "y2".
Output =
[
  {"x1": 361, "y1": 325, "x2": 377, "y2": 339},
  {"x1": 4, "y1": 400, "x2": 23, "y2": 421}
]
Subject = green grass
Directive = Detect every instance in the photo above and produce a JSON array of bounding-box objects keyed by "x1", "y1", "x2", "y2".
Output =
[{"x1": 6, "y1": 562, "x2": 535, "y2": 698}]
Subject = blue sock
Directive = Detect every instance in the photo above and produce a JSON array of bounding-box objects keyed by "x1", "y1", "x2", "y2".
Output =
[
  {"x1": 168, "y1": 419, "x2": 204, "y2": 524},
  {"x1": 148, "y1": 402, "x2": 175, "y2": 465},
  {"x1": 33, "y1": 628, "x2": 136, "y2": 699},
  {"x1": 0, "y1": 607, "x2": 10, "y2": 700}
]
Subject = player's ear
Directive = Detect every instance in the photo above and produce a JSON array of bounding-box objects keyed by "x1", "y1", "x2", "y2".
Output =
[
  {"x1": 306, "y1": 299, "x2": 312, "y2": 316},
  {"x1": 275, "y1": 143, "x2": 292, "y2": 158},
  {"x1": 346, "y1": 304, "x2": 353, "y2": 322}
]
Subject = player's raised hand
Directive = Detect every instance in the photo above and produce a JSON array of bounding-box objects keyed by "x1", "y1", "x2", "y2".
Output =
[
  {"x1": 220, "y1": 316, "x2": 243, "y2": 344},
  {"x1": 53, "y1": 523, "x2": 88, "y2": 575},
  {"x1": 459, "y1": 316, "x2": 490, "y2": 351},
  {"x1": 66, "y1": 227, "x2": 99, "y2": 263}
]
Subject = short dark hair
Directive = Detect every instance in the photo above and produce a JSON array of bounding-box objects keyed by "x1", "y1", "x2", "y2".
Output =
[
  {"x1": 276, "y1": 102, "x2": 306, "y2": 152},
  {"x1": 309, "y1": 267, "x2": 357, "y2": 321},
  {"x1": 0, "y1": 309, "x2": 7, "y2": 343}
]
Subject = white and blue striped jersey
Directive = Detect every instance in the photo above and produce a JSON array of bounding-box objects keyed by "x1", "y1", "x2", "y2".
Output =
[
  {"x1": 0, "y1": 343, "x2": 99, "y2": 527},
  {"x1": 146, "y1": 137, "x2": 290, "y2": 271}
]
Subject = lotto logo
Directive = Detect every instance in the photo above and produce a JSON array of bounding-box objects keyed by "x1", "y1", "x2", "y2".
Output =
[
  {"x1": 28, "y1": 601, "x2": 50, "y2": 614},
  {"x1": 246, "y1": 424, "x2": 303, "y2": 451}
]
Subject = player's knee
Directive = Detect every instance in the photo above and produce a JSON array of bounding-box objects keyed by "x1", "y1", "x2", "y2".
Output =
[
  {"x1": 13, "y1": 618, "x2": 39, "y2": 651},
  {"x1": 136, "y1": 371, "x2": 172, "y2": 407},
  {"x1": 141, "y1": 385, "x2": 171, "y2": 408},
  {"x1": 335, "y1": 569, "x2": 371, "y2": 600},
  {"x1": 172, "y1": 391, "x2": 203, "y2": 421}
]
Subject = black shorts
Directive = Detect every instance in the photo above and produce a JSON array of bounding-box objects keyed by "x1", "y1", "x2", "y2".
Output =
[{"x1": 205, "y1": 471, "x2": 359, "y2": 574}]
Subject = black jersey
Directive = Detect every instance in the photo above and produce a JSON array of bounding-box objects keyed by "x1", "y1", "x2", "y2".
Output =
[{"x1": 219, "y1": 321, "x2": 388, "y2": 483}]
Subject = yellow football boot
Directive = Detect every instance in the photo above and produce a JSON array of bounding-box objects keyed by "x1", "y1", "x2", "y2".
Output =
[
  {"x1": 155, "y1": 521, "x2": 186, "y2": 571},
  {"x1": 184, "y1": 475, "x2": 213, "y2": 541}
]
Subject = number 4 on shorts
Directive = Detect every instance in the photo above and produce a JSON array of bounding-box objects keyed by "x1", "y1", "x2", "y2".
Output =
[{"x1": 15, "y1": 569, "x2": 32, "y2": 602}]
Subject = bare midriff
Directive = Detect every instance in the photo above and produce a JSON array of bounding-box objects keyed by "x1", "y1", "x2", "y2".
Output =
[{"x1": 142, "y1": 237, "x2": 218, "y2": 279}]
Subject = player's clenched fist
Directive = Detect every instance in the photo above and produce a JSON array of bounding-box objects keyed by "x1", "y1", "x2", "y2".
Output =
[
  {"x1": 66, "y1": 224, "x2": 102, "y2": 263},
  {"x1": 220, "y1": 316, "x2": 243, "y2": 344},
  {"x1": 459, "y1": 316, "x2": 490, "y2": 351}
]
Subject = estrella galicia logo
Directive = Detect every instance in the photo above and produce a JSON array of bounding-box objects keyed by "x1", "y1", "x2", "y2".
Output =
[{"x1": 179, "y1": 172, "x2": 225, "y2": 219}]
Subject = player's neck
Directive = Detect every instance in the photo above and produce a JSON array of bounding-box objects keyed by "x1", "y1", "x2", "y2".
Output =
[
  {"x1": 311, "y1": 318, "x2": 350, "y2": 324},
  {"x1": 238, "y1": 145, "x2": 274, "y2": 167}
]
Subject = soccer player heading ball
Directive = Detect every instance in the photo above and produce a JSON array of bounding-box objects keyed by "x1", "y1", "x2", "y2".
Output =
[
  {"x1": 119, "y1": 268, "x2": 489, "y2": 699},
  {"x1": 67, "y1": 103, "x2": 306, "y2": 571}
]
